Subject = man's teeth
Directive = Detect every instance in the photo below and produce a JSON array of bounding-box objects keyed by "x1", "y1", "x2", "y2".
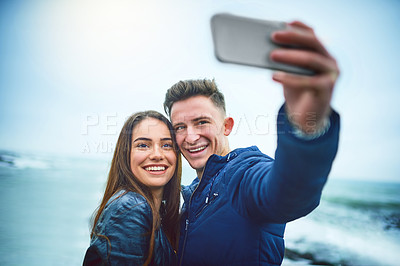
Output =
[
  {"x1": 145, "y1": 166, "x2": 166, "y2": 171},
  {"x1": 189, "y1": 146, "x2": 206, "y2": 152}
]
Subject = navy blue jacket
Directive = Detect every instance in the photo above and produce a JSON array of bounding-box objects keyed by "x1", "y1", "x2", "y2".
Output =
[
  {"x1": 83, "y1": 190, "x2": 177, "y2": 266},
  {"x1": 178, "y1": 107, "x2": 340, "y2": 265}
]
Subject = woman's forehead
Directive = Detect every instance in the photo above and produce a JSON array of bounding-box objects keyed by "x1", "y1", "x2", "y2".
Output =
[{"x1": 133, "y1": 118, "x2": 171, "y2": 138}]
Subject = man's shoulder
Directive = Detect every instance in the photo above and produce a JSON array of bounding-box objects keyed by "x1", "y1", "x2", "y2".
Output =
[
  {"x1": 221, "y1": 146, "x2": 274, "y2": 181},
  {"x1": 230, "y1": 146, "x2": 274, "y2": 162}
]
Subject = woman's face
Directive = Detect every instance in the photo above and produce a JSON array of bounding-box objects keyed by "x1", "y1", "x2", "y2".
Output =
[{"x1": 130, "y1": 117, "x2": 177, "y2": 194}]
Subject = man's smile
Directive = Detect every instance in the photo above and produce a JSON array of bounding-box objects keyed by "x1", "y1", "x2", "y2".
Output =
[{"x1": 187, "y1": 145, "x2": 208, "y2": 154}]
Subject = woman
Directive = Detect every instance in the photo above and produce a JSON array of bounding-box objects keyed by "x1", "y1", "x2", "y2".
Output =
[{"x1": 83, "y1": 111, "x2": 181, "y2": 265}]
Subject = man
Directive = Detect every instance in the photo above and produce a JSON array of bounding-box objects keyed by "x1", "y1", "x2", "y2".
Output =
[{"x1": 163, "y1": 21, "x2": 340, "y2": 265}]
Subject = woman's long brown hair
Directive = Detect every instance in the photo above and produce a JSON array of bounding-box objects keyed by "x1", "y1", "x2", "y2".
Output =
[{"x1": 90, "y1": 110, "x2": 181, "y2": 265}]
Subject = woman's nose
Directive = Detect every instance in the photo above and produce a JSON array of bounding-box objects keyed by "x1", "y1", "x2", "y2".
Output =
[{"x1": 149, "y1": 146, "x2": 163, "y2": 160}]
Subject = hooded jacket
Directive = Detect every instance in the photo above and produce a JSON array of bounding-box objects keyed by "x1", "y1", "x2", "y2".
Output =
[{"x1": 178, "y1": 107, "x2": 340, "y2": 265}]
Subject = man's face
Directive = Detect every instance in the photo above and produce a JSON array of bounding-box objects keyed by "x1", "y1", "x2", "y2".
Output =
[{"x1": 170, "y1": 95, "x2": 233, "y2": 172}]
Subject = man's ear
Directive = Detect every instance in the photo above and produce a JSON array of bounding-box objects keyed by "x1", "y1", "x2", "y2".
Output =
[{"x1": 223, "y1": 117, "x2": 234, "y2": 136}]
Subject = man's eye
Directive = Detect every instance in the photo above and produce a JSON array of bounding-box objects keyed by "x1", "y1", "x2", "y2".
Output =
[
  {"x1": 175, "y1": 126, "x2": 185, "y2": 131},
  {"x1": 198, "y1": 120, "x2": 208, "y2": 125}
]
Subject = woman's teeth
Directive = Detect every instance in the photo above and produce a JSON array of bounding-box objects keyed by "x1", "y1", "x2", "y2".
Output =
[{"x1": 145, "y1": 166, "x2": 166, "y2": 171}]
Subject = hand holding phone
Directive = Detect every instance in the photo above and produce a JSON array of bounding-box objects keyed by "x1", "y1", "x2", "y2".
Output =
[
  {"x1": 210, "y1": 13, "x2": 314, "y2": 75},
  {"x1": 211, "y1": 14, "x2": 340, "y2": 134}
]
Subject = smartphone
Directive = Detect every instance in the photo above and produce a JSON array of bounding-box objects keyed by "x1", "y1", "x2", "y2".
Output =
[{"x1": 210, "y1": 13, "x2": 314, "y2": 75}]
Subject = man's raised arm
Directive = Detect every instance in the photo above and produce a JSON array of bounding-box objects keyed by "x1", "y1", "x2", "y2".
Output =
[{"x1": 270, "y1": 21, "x2": 339, "y2": 135}]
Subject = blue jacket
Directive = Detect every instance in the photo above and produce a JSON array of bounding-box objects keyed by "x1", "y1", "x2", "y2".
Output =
[
  {"x1": 178, "y1": 107, "x2": 340, "y2": 265},
  {"x1": 83, "y1": 190, "x2": 177, "y2": 266}
]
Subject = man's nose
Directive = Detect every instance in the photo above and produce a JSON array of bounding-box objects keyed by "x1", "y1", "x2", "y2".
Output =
[{"x1": 185, "y1": 126, "x2": 200, "y2": 144}]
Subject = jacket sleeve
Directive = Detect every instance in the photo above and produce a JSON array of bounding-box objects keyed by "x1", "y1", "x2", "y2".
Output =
[
  {"x1": 83, "y1": 245, "x2": 106, "y2": 266},
  {"x1": 237, "y1": 105, "x2": 340, "y2": 223},
  {"x1": 84, "y1": 195, "x2": 152, "y2": 266}
]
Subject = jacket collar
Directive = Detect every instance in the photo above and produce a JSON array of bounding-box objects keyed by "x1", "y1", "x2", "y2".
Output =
[{"x1": 181, "y1": 146, "x2": 260, "y2": 202}]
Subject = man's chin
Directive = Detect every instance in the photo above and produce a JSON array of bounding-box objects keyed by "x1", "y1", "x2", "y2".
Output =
[
  {"x1": 189, "y1": 162, "x2": 206, "y2": 171},
  {"x1": 186, "y1": 159, "x2": 206, "y2": 172}
]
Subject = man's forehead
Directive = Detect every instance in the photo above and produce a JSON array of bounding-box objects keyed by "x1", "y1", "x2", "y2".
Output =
[
  {"x1": 170, "y1": 95, "x2": 225, "y2": 123},
  {"x1": 171, "y1": 112, "x2": 213, "y2": 124}
]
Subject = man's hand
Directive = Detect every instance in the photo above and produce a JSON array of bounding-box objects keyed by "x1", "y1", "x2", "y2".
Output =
[{"x1": 270, "y1": 21, "x2": 339, "y2": 135}]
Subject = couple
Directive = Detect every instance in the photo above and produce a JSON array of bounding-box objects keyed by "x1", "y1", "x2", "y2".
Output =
[{"x1": 83, "y1": 21, "x2": 340, "y2": 265}]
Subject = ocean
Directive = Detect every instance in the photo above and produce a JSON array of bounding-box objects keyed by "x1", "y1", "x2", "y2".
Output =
[{"x1": 0, "y1": 149, "x2": 399, "y2": 266}]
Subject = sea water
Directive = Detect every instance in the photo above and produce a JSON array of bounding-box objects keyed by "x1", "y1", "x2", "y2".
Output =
[
  {"x1": 282, "y1": 178, "x2": 400, "y2": 265},
  {"x1": 0, "y1": 150, "x2": 107, "y2": 265},
  {"x1": 0, "y1": 150, "x2": 399, "y2": 265}
]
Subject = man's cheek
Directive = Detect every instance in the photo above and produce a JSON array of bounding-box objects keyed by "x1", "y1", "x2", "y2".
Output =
[{"x1": 176, "y1": 137, "x2": 185, "y2": 148}]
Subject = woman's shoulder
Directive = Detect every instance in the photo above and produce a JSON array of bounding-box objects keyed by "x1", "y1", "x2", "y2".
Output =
[
  {"x1": 105, "y1": 190, "x2": 151, "y2": 217},
  {"x1": 88, "y1": 191, "x2": 154, "y2": 264}
]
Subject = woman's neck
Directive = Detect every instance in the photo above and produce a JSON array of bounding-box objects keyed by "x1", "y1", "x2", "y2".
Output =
[{"x1": 151, "y1": 188, "x2": 164, "y2": 211}]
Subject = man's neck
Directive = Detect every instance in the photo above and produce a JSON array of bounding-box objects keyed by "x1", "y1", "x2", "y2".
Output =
[{"x1": 196, "y1": 168, "x2": 204, "y2": 180}]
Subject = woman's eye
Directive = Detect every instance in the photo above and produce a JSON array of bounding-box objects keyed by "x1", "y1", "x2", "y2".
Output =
[
  {"x1": 137, "y1": 143, "x2": 149, "y2": 148},
  {"x1": 162, "y1": 143, "x2": 173, "y2": 149}
]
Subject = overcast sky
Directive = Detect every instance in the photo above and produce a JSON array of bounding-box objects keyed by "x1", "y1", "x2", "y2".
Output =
[{"x1": 1, "y1": 0, "x2": 399, "y2": 182}]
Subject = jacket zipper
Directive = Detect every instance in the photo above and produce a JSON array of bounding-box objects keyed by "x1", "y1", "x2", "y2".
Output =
[
  {"x1": 179, "y1": 157, "x2": 222, "y2": 265},
  {"x1": 179, "y1": 179, "x2": 201, "y2": 266},
  {"x1": 194, "y1": 169, "x2": 221, "y2": 218},
  {"x1": 195, "y1": 192, "x2": 219, "y2": 218}
]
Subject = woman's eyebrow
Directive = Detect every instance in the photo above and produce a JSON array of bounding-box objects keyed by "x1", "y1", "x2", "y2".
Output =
[
  {"x1": 133, "y1": 137, "x2": 151, "y2": 143},
  {"x1": 133, "y1": 137, "x2": 172, "y2": 142}
]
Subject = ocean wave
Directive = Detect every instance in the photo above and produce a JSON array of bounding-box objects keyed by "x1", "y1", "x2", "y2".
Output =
[
  {"x1": 0, "y1": 150, "x2": 50, "y2": 169},
  {"x1": 0, "y1": 149, "x2": 111, "y2": 172},
  {"x1": 283, "y1": 178, "x2": 400, "y2": 265},
  {"x1": 324, "y1": 196, "x2": 400, "y2": 210},
  {"x1": 284, "y1": 215, "x2": 400, "y2": 266}
]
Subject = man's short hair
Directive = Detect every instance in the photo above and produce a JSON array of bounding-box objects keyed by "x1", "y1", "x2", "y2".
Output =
[{"x1": 163, "y1": 79, "x2": 226, "y2": 116}]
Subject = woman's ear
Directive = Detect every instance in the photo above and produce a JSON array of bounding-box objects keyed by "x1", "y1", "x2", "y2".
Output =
[{"x1": 223, "y1": 117, "x2": 234, "y2": 136}]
